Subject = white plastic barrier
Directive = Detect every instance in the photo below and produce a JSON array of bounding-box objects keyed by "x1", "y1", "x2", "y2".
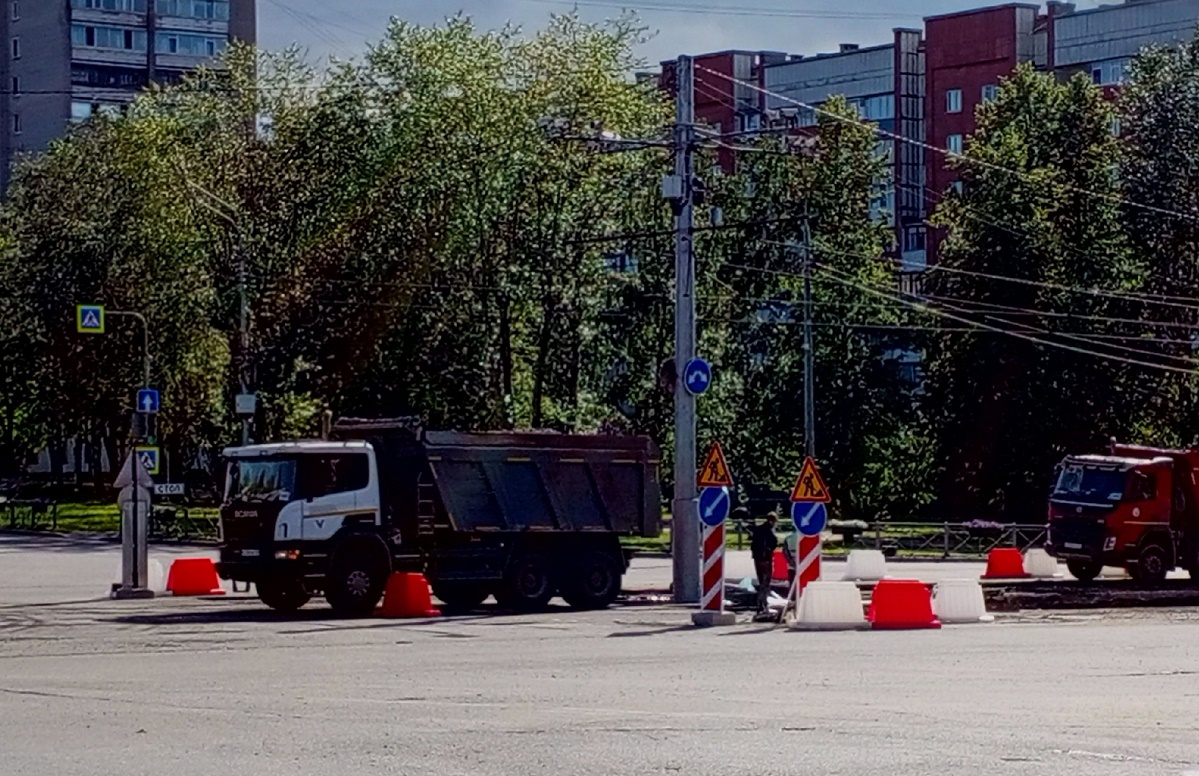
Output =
[
  {"x1": 932, "y1": 579, "x2": 994, "y2": 624},
  {"x1": 1023, "y1": 548, "x2": 1060, "y2": 579},
  {"x1": 841, "y1": 549, "x2": 888, "y2": 582},
  {"x1": 790, "y1": 581, "x2": 869, "y2": 631}
]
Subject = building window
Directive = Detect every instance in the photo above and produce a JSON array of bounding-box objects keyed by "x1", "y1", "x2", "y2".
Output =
[
  {"x1": 11, "y1": 113, "x2": 21, "y2": 134},
  {"x1": 155, "y1": 0, "x2": 229, "y2": 20},
  {"x1": 1110, "y1": 117, "x2": 1122, "y2": 137},
  {"x1": 946, "y1": 134, "x2": 963, "y2": 155},
  {"x1": 10, "y1": 1, "x2": 17, "y2": 21},
  {"x1": 861, "y1": 94, "x2": 895, "y2": 121},
  {"x1": 10, "y1": 77, "x2": 18, "y2": 96},
  {"x1": 982, "y1": 84, "x2": 998, "y2": 102},
  {"x1": 155, "y1": 31, "x2": 227, "y2": 57},
  {"x1": 10, "y1": 37, "x2": 19, "y2": 59},
  {"x1": 904, "y1": 227, "x2": 926, "y2": 253},
  {"x1": 951, "y1": 180, "x2": 964, "y2": 195},
  {"x1": 71, "y1": 101, "x2": 94, "y2": 122},
  {"x1": 70, "y1": 0, "x2": 148, "y2": 11},
  {"x1": 1091, "y1": 59, "x2": 1128, "y2": 86},
  {"x1": 946, "y1": 88, "x2": 963, "y2": 114},
  {"x1": 71, "y1": 24, "x2": 148, "y2": 51}
]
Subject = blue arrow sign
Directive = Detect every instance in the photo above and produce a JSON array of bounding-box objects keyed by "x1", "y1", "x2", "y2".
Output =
[
  {"x1": 791, "y1": 501, "x2": 827, "y2": 537},
  {"x1": 684, "y1": 358, "x2": 712, "y2": 396},
  {"x1": 697, "y1": 486, "x2": 731, "y2": 527},
  {"x1": 137, "y1": 388, "x2": 160, "y2": 414}
]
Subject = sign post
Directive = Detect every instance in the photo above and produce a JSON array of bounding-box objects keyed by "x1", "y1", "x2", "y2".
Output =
[
  {"x1": 692, "y1": 441, "x2": 736, "y2": 627},
  {"x1": 111, "y1": 452, "x2": 155, "y2": 599},
  {"x1": 782, "y1": 456, "x2": 831, "y2": 621}
]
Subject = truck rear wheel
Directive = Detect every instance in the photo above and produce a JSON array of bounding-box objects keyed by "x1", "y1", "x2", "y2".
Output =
[
  {"x1": 560, "y1": 550, "x2": 622, "y2": 610},
  {"x1": 325, "y1": 537, "x2": 390, "y2": 617},
  {"x1": 496, "y1": 554, "x2": 555, "y2": 611},
  {"x1": 432, "y1": 581, "x2": 491, "y2": 612},
  {"x1": 256, "y1": 577, "x2": 311, "y2": 612},
  {"x1": 1131, "y1": 541, "x2": 1169, "y2": 584},
  {"x1": 1066, "y1": 559, "x2": 1101, "y2": 582}
]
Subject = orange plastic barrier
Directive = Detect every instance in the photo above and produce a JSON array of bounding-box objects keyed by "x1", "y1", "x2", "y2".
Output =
[
  {"x1": 867, "y1": 579, "x2": 941, "y2": 630},
  {"x1": 981, "y1": 548, "x2": 1030, "y2": 580},
  {"x1": 378, "y1": 572, "x2": 441, "y2": 618},
  {"x1": 166, "y1": 558, "x2": 225, "y2": 596}
]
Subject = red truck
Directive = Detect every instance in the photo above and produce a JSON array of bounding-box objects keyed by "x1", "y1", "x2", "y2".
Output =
[{"x1": 1046, "y1": 441, "x2": 1199, "y2": 583}]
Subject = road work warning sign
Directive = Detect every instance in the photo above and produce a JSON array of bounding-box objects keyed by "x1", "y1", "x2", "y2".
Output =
[
  {"x1": 789, "y1": 456, "x2": 830, "y2": 503},
  {"x1": 696, "y1": 441, "x2": 734, "y2": 488}
]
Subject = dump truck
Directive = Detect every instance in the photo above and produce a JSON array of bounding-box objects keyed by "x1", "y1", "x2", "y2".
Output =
[
  {"x1": 1046, "y1": 440, "x2": 1199, "y2": 582},
  {"x1": 215, "y1": 418, "x2": 662, "y2": 615}
]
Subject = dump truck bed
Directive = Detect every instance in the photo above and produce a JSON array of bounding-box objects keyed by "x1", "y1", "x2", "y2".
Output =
[{"x1": 424, "y1": 431, "x2": 661, "y2": 537}]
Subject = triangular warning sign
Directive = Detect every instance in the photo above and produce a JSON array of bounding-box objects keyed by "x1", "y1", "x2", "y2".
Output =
[
  {"x1": 790, "y1": 456, "x2": 830, "y2": 503},
  {"x1": 697, "y1": 441, "x2": 734, "y2": 488}
]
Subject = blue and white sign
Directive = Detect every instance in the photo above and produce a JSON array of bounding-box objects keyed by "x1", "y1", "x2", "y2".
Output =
[
  {"x1": 684, "y1": 358, "x2": 712, "y2": 396},
  {"x1": 697, "y1": 486, "x2": 730, "y2": 527},
  {"x1": 137, "y1": 388, "x2": 160, "y2": 414},
  {"x1": 792, "y1": 501, "x2": 827, "y2": 537}
]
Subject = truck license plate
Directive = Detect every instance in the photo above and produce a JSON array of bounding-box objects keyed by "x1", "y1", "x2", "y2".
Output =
[
  {"x1": 241, "y1": 549, "x2": 260, "y2": 557},
  {"x1": 1063, "y1": 542, "x2": 1082, "y2": 550}
]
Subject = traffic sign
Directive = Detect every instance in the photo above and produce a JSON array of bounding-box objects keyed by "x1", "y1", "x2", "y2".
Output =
[
  {"x1": 696, "y1": 441, "x2": 734, "y2": 488},
  {"x1": 137, "y1": 388, "x2": 160, "y2": 414},
  {"x1": 154, "y1": 483, "x2": 185, "y2": 497},
  {"x1": 683, "y1": 358, "x2": 712, "y2": 396},
  {"x1": 76, "y1": 305, "x2": 105, "y2": 334},
  {"x1": 136, "y1": 446, "x2": 160, "y2": 476},
  {"x1": 698, "y1": 486, "x2": 731, "y2": 527},
  {"x1": 791, "y1": 501, "x2": 827, "y2": 537},
  {"x1": 789, "y1": 456, "x2": 830, "y2": 503}
]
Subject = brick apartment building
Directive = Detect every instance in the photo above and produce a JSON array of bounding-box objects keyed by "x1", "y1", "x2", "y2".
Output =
[
  {"x1": 662, "y1": 0, "x2": 1199, "y2": 269},
  {"x1": 0, "y1": 0, "x2": 257, "y2": 190}
]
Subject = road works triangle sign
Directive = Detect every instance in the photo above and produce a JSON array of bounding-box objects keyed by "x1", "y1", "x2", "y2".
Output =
[
  {"x1": 789, "y1": 456, "x2": 830, "y2": 503},
  {"x1": 697, "y1": 441, "x2": 734, "y2": 488}
]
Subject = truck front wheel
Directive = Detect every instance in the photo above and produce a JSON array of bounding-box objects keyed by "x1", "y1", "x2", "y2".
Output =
[
  {"x1": 561, "y1": 550, "x2": 622, "y2": 610},
  {"x1": 325, "y1": 537, "x2": 390, "y2": 617},
  {"x1": 256, "y1": 577, "x2": 311, "y2": 612},
  {"x1": 1131, "y1": 541, "x2": 1170, "y2": 584},
  {"x1": 1066, "y1": 559, "x2": 1101, "y2": 582}
]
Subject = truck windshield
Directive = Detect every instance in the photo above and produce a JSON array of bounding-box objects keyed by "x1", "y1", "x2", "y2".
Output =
[
  {"x1": 1053, "y1": 465, "x2": 1127, "y2": 504},
  {"x1": 227, "y1": 459, "x2": 296, "y2": 503}
]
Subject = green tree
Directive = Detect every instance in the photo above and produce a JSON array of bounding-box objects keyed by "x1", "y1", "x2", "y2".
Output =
[{"x1": 925, "y1": 65, "x2": 1141, "y2": 519}]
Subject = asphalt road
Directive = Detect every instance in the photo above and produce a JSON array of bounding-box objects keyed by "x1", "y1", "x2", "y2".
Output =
[{"x1": 2, "y1": 535, "x2": 1198, "y2": 776}]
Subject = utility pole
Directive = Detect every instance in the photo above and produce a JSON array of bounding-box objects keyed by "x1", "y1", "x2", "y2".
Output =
[
  {"x1": 669, "y1": 55, "x2": 700, "y2": 604},
  {"x1": 801, "y1": 214, "x2": 816, "y2": 459},
  {"x1": 236, "y1": 230, "x2": 251, "y2": 446}
]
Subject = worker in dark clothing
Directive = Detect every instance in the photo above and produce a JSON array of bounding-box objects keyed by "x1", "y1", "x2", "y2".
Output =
[{"x1": 750, "y1": 512, "x2": 779, "y2": 614}]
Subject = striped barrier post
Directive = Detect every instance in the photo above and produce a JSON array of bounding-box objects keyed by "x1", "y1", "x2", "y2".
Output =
[{"x1": 700, "y1": 521, "x2": 725, "y2": 612}]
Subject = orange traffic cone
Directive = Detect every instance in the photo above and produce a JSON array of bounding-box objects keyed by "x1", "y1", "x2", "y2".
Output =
[
  {"x1": 980, "y1": 548, "x2": 1030, "y2": 580},
  {"x1": 378, "y1": 572, "x2": 441, "y2": 618},
  {"x1": 771, "y1": 550, "x2": 789, "y2": 582},
  {"x1": 866, "y1": 579, "x2": 940, "y2": 630},
  {"x1": 166, "y1": 558, "x2": 225, "y2": 596}
]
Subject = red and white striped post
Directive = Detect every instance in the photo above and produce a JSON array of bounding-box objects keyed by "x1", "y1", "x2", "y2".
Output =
[
  {"x1": 796, "y1": 535, "x2": 821, "y2": 594},
  {"x1": 692, "y1": 442, "x2": 736, "y2": 627},
  {"x1": 699, "y1": 521, "x2": 725, "y2": 612}
]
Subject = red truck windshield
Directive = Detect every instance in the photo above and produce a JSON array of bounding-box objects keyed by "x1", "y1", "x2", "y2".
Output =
[{"x1": 1053, "y1": 465, "x2": 1127, "y2": 504}]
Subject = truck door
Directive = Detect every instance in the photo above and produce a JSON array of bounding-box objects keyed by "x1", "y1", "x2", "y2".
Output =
[{"x1": 298, "y1": 453, "x2": 372, "y2": 542}]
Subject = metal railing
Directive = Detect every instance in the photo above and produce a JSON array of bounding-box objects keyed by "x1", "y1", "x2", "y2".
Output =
[{"x1": 726, "y1": 520, "x2": 1048, "y2": 559}]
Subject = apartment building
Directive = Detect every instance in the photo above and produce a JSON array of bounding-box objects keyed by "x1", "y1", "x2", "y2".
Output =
[{"x1": 0, "y1": 0, "x2": 256, "y2": 189}]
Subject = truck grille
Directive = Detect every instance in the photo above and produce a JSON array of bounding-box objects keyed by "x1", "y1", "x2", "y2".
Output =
[{"x1": 1049, "y1": 517, "x2": 1105, "y2": 552}]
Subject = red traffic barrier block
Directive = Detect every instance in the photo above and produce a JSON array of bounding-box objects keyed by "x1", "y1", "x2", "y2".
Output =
[
  {"x1": 378, "y1": 572, "x2": 441, "y2": 619},
  {"x1": 166, "y1": 558, "x2": 225, "y2": 596},
  {"x1": 981, "y1": 548, "x2": 1030, "y2": 580},
  {"x1": 771, "y1": 549, "x2": 789, "y2": 582},
  {"x1": 867, "y1": 579, "x2": 941, "y2": 630}
]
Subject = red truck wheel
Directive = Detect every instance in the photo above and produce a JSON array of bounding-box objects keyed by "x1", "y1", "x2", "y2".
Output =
[
  {"x1": 1131, "y1": 541, "x2": 1169, "y2": 584},
  {"x1": 1066, "y1": 560, "x2": 1101, "y2": 582}
]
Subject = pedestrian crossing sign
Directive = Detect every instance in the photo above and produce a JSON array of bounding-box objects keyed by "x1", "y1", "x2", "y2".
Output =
[
  {"x1": 76, "y1": 305, "x2": 105, "y2": 334},
  {"x1": 696, "y1": 441, "x2": 734, "y2": 488},
  {"x1": 136, "y1": 446, "x2": 160, "y2": 476},
  {"x1": 789, "y1": 456, "x2": 830, "y2": 503}
]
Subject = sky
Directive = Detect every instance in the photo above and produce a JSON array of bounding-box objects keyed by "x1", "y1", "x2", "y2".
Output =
[{"x1": 257, "y1": 0, "x2": 1115, "y2": 68}]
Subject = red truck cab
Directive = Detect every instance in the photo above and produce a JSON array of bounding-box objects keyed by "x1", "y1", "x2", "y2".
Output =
[{"x1": 1046, "y1": 442, "x2": 1199, "y2": 582}]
